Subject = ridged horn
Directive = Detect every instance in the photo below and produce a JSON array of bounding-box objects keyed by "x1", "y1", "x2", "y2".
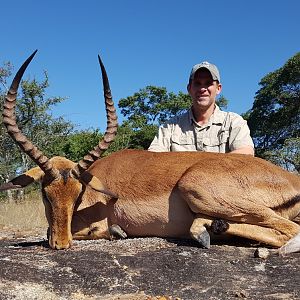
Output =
[
  {"x1": 72, "y1": 55, "x2": 118, "y2": 177},
  {"x1": 3, "y1": 50, "x2": 60, "y2": 180}
]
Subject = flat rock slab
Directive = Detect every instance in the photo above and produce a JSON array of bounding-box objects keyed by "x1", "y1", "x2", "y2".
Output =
[{"x1": 0, "y1": 235, "x2": 299, "y2": 300}]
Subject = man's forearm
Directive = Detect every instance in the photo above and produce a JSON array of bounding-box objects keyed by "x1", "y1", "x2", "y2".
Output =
[{"x1": 230, "y1": 146, "x2": 255, "y2": 156}]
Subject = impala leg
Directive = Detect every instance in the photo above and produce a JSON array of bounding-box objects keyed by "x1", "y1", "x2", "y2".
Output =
[
  {"x1": 225, "y1": 221, "x2": 298, "y2": 247},
  {"x1": 191, "y1": 214, "x2": 299, "y2": 247},
  {"x1": 178, "y1": 174, "x2": 300, "y2": 246}
]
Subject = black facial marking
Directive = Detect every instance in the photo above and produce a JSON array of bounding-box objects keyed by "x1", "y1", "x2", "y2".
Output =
[{"x1": 60, "y1": 169, "x2": 72, "y2": 185}]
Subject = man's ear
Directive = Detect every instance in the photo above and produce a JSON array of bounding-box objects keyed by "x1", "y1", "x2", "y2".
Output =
[
  {"x1": 216, "y1": 83, "x2": 222, "y2": 95},
  {"x1": 0, "y1": 167, "x2": 44, "y2": 191}
]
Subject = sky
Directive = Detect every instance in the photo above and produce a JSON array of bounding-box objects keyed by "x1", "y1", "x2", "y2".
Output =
[{"x1": 1, "y1": 0, "x2": 299, "y2": 132}]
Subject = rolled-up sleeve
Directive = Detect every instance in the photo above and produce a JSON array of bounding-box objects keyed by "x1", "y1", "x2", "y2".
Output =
[
  {"x1": 229, "y1": 115, "x2": 254, "y2": 151},
  {"x1": 148, "y1": 124, "x2": 172, "y2": 152}
]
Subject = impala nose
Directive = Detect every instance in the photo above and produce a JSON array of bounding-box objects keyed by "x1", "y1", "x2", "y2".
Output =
[
  {"x1": 54, "y1": 240, "x2": 72, "y2": 250},
  {"x1": 49, "y1": 236, "x2": 73, "y2": 250}
]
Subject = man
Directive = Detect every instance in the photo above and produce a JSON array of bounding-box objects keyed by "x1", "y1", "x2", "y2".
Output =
[{"x1": 148, "y1": 61, "x2": 254, "y2": 155}]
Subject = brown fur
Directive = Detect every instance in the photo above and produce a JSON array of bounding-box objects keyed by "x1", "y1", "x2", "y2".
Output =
[{"x1": 87, "y1": 150, "x2": 300, "y2": 245}]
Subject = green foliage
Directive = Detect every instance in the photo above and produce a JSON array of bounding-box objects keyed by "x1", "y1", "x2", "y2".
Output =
[
  {"x1": 128, "y1": 124, "x2": 158, "y2": 149},
  {"x1": 261, "y1": 138, "x2": 300, "y2": 172},
  {"x1": 0, "y1": 61, "x2": 12, "y2": 89},
  {"x1": 60, "y1": 129, "x2": 103, "y2": 162},
  {"x1": 117, "y1": 86, "x2": 190, "y2": 149},
  {"x1": 119, "y1": 86, "x2": 192, "y2": 129},
  {"x1": 216, "y1": 95, "x2": 228, "y2": 110},
  {"x1": 18, "y1": 74, "x2": 73, "y2": 158},
  {"x1": 247, "y1": 52, "x2": 300, "y2": 170},
  {"x1": 105, "y1": 122, "x2": 134, "y2": 153}
]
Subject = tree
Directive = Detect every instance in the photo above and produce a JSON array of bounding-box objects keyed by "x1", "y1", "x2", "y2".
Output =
[
  {"x1": 119, "y1": 86, "x2": 191, "y2": 128},
  {"x1": 0, "y1": 62, "x2": 74, "y2": 200},
  {"x1": 261, "y1": 138, "x2": 300, "y2": 173},
  {"x1": 247, "y1": 52, "x2": 300, "y2": 170},
  {"x1": 118, "y1": 85, "x2": 228, "y2": 149},
  {"x1": 60, "y1": 129, "x2": 103, "y2": 162}
]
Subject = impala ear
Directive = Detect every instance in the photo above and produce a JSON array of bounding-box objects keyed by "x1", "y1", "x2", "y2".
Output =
[
  {"x1": 0, "y1": 167, "x2": 44, "y2": 191},
  {"x1": 80, "y1": 171, "x2": 118, "y2": 199}
]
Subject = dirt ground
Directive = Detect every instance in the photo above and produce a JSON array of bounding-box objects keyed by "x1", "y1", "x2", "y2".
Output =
[{"x1": 0, "y1": 229, "x2": 299, "y2": 300}]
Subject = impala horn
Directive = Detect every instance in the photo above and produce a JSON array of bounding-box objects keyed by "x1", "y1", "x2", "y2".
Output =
[
  {"x1": 72, "y1": 55, "x2": 118, "y2": 177},
  {"x1": 3, "y1": 50, "x2": 60, "y2": 180}
]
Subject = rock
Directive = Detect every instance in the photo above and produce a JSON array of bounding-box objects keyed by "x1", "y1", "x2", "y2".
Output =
[
  {"x1": 254, "y1": 247, "x2": 270, "y2": 259},
  {"x1": 0, "y1": 235, "x2": 299, "y2": 300}
]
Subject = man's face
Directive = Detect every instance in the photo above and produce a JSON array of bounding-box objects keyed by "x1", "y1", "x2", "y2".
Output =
[{"x1": 187, "y1": 68, "x2": 222, "y2": 110}]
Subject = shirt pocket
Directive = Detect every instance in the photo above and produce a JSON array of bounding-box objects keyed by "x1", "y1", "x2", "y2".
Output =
[
  {"x1": 170, "y1": 135, "x2": 196, "y2": 152},
  {"x1": 203, "y1": 131, "x2": 230, "y2": 153}
]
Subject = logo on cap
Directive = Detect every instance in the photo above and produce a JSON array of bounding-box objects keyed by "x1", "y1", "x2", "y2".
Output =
[{"x1": 201, "y1": 62, "x2": 210, "y2": 67}]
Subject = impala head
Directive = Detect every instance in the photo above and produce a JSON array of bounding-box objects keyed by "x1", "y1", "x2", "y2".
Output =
[{"x1": 0, "y1": 51, "x2": 118, "y2": 249}]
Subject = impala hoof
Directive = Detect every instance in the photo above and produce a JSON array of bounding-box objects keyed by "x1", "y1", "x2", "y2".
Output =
[
  {"x1": 191, "y1": 229, "x2": 211, "y2": 249},
  {"x1": 109, "y1": 224, "x2": 127, "y2": 240}
]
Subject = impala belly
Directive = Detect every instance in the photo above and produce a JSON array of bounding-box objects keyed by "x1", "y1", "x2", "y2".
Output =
[{"x1": 108, "y1": 193, "x2": 194, "y2": 238}]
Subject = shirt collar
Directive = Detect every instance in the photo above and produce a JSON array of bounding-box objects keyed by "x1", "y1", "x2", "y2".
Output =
[
  {"x1": 189, "y1": 105, "x2": 223, "y2": 127},
  {"x1": 211, "y1": 105, "x2": 224, "y2": 125}
]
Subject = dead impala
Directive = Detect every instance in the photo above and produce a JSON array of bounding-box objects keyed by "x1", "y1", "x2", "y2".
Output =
[{"x1": 1, "y1": 51, "x2": 300, "y2": 255}]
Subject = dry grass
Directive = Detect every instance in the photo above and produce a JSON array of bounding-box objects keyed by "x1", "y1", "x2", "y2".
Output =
[{"x1": 0, "y1": 190, "x2": 48, "y2": 238}]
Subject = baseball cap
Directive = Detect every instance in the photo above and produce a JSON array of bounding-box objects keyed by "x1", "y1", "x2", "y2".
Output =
[{"x1": 189, "y1": 61, "x2": 220, "y2": 82}]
